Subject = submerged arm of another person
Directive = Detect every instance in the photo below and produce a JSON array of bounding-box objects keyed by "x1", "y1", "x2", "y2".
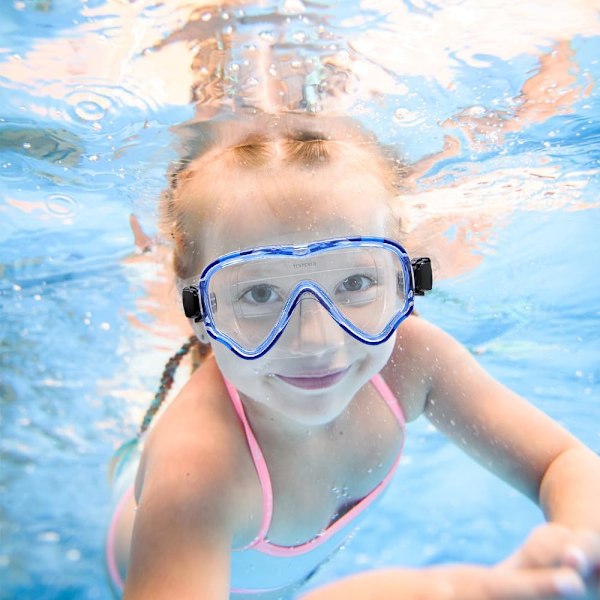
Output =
[
  {"x1": 401, "y1": 317, "x2": 600, "y2": 595},
  {"x1": 444, "y1": 40, "x2": 588, "y2": 148}
]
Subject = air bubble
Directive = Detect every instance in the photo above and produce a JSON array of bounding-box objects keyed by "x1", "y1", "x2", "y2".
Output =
[
  {"x1": 292, "y1": 31, "x2": 307, "y2": 43},
  {"x1": 66, "y1": 549, "x2": 81, "y2": 561},
  {"x1": 38, "y1": 531, "x2": 60, "y2": 543},
  {"x1": 259, "y1": 31, "x2": 276, "y2": 43}
]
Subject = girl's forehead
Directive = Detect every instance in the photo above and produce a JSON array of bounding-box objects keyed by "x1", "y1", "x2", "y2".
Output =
[{"x1": 202, "y1": 170, "x2": 394, "y2": 256}]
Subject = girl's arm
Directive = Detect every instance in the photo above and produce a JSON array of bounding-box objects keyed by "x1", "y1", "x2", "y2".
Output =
[
  {"x1": 123, "y1": 365, "x2": 246, "y2": 600},
  {"x1": 391, "y1": 317, "x2": 600, "y2": 591},
  {"x1": 394, "y1": 317, "x2": 599, "y2": 518},
  {"x1": 123, "y1": 436, "x2": 236, "y2": 599},
  {"x1": 299, "y1": 563, "x2": 587, "y2": 600}
]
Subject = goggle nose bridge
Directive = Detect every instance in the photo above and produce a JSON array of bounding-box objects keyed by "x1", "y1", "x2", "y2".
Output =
[{"x1": 277, "y1": 280, "x2": 348, "y2": 331}]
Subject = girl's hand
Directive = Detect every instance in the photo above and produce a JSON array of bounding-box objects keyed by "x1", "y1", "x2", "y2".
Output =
[{"x1": 501, "y1": 523, "x2": 600, "y2": 599}]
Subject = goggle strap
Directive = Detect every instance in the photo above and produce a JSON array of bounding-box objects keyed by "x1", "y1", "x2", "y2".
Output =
[
  {"x1": 182, "y1": 286, "x2": 204, "y2": 322},
  {"x1": 411, "y1": 257, "x2": 432, "y2": 296}
]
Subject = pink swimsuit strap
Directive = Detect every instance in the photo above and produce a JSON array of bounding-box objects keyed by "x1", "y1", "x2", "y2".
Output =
[
  {"x1": 224, "y1": 378, "x2": 274, "y2": 549},
  {"x1": 224, "y1": 373, "x2": 405, "y2": 557}
]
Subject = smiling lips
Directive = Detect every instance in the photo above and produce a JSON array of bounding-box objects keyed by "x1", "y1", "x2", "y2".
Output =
[{"x1": 275, "y1": 366, "x2": 351, "y2": 390}]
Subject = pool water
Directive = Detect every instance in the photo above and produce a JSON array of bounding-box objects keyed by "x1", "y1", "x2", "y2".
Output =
[{"x1": 1, "y1": 1, "x2": 599, "y2": 598}]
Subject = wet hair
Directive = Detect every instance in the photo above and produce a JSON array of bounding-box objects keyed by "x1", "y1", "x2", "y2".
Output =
[{"x1": 161, "y1": 115, "x2": 408, "y2": 281}]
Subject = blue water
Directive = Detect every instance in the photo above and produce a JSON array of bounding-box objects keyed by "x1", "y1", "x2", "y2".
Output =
[{"x1": 1, "y1": 1, "x2": 599, "y2": 599}]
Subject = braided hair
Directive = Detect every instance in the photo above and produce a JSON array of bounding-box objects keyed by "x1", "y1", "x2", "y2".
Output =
[{"x1": 139, "y1": 335, "x2": 212, "y2": 434}]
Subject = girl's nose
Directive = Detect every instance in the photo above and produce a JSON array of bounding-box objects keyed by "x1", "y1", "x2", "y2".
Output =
[{"x1": 280, "y1": 293, "x2": 346, "y2": 355}]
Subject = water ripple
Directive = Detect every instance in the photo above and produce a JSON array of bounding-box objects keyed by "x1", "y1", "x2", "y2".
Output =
[
  {"x1": 63, "y1": 83, "x2": 160, "y2": 125},
  {"x1": 64, "y1": 90, "x2": 115, "y2": 122},
  {"x1": 43, "y1": 194, "x2": 79, "y2": 219},
  {"x1": 392, "y1": 107, "x2": 427, "y2": 127}
]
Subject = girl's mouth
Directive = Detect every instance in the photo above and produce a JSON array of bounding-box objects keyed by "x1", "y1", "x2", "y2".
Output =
[{"x1": 275, "y1": 366, "x2": 351, "y2": 390}]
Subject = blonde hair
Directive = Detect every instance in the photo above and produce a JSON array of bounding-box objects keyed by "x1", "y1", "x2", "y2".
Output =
[{"x1": 161, "y1": 114, "x2": 408, "y2": 282}]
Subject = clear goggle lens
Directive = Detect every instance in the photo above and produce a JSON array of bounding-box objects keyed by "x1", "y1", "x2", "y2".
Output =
[{"x1": 204, "y1": 243, "x2": 410, "y2": 355}]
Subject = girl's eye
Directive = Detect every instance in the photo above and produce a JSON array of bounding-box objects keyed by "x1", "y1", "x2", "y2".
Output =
[
  {"x1": 240, "y1": 284, "x2": 281, "y2": 304},
  {"x1": 338, "y1": 275, "x2": 375, "y2": 293}
]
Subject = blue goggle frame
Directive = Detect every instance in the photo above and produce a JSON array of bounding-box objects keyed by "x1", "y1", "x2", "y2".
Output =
[{"x1": 182, "y1": 236, "x2": 432, "y2": 359}]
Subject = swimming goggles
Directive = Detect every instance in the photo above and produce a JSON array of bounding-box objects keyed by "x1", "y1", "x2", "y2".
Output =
[{"x1": 182, "y1": 236, "x2": 432, "y2": 359}]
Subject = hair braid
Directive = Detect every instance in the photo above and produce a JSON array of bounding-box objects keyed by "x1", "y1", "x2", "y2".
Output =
[{"x1": 139, "y1": 335, "x2": 202, "y2": 434}]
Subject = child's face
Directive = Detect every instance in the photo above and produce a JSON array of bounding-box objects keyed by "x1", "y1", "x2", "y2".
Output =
[{"x1": 191, "y1": 161, "x2": 398, "y2": 426}]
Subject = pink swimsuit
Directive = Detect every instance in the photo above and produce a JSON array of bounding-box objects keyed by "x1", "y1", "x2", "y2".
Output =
[
  {"x1": 227, "y1": 373, "x2": 405, "y2": 594},
  {"x1": 106, "y1": 373, "x2": 405, "y2": 596}
]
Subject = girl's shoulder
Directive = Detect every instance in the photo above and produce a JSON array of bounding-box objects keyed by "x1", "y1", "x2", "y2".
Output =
[
  {"x1": 136, "y1": 356, "x2": 262, "y2": 539},
  {"x1": 140, "y1": 357, "x2": 253, "y2": 488},
  {"x1": 390, "y1": 314, "x2": 466, "y2": 366},
  {"x1": 148, "y1": 357, "x2": 242, "y2": 450},
  {"x1": 380, "y1": 315, "x2": 462, "y2": 421}
]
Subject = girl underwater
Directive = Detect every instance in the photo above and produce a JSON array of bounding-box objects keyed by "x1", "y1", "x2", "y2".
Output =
[
  {"x1": 103, "y1": 0, "x2": 600, "y2": 597},
  {"x1": 106, "y1": 112, "x2": 600, "y2": 600}
]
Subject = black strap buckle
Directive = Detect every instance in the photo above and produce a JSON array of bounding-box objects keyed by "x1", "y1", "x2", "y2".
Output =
[
  {"x1": 182, "y1": 286, "x2": 203, "y2": 322},
  {"x1": 411, "y1": 257, "x2": 432, "y2": 296}
]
